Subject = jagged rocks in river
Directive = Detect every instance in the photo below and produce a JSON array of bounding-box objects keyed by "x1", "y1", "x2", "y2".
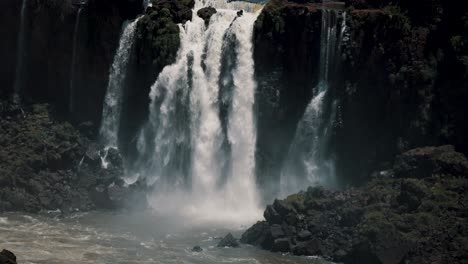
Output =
[
  {"x1": 0, "y1": 102, "x2": 146, "y2": 213},
  {"x1": 191, "y1": 245, "x2": 203, "y2": 252},
  {"x1": 0, "y1": 249, "x2": 16, "y2": 264},
  {"x1": 241, "y1": 146, "x2": 468, "y2": 264},
  {"x1": 217, "y1": 233, "x2": 240, "y2": 248}
]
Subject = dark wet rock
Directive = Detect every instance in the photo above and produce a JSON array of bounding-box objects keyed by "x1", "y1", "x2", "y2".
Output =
[
  {"x1": 0, "y1": 102, "x2": 142, "y2": 213},
  {"x1": 297, "y1": 230, "x2": 311, "y2": 241},
  {"x1": 394, "y1": 145, "x2": 468, "y2": 179},
  {"x1": 192, "y1": 245, "x2": 203, "y2": 252},
  {"x1": 217, "y1": 233, "x2": 240, "y2": 248},
  {"x1": 264, "y1": 205, "x2": 282, "y2": 224},
  {"x1": 270, "y1": 224, "x2": 285, "y2": 239},
  {"x1": 240, "y1": 221, "x2": 273, "y2": 250},
  {"x1": 242, "y1": 146, "x2": 468, "y2": 263},
  {"x1": 0, "y1": 249, "x2": 16, "y2": 264},
  {"x1": 272, "y1": 238, "x2": 290, "y2": 252},
  {"x1": 197, "y1": 6, "x2": 217, "y2": 26},
  {"x1": 293, "y1": 239, "x2": 324, "y2": 256}
]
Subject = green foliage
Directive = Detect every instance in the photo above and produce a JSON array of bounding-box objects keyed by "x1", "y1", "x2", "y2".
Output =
[
  {"x1": 383, "y1": 4, "x2": 406, "y2": 17},
  {"x1": 284, "y1": 192, "x2": 306, "y2": 212}
]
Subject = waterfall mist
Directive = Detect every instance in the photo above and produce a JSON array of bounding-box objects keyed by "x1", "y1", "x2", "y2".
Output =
[{"x1": 279, "y1": 9, "x2": 347, "y2": 197}]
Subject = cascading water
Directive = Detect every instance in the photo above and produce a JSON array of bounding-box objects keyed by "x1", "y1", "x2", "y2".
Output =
[
  {"x1": 280, "y1": 8, "x2": 346, "y2": 196},
  {"x1": 69, "y1": 5, "x2": 84, "y2": 113},
  {"x1": 13, "y1": 0, "x2": 29, "y2": 101},
  {"x1": 100, "y1": 18, "x2": 141, "y2": 149},
  {"x1": 136, "y1": 0, "x2": 263, "y2": 224}
]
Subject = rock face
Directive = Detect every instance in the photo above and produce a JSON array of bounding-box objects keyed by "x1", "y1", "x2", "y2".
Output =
[
  {"x1": 0, "y1": 250, "x2": 16, "y2": 264},
  {"x1": 254, "y1": 0, "x2": 468, "y2": 191},
  {"x1": 253, "y1": 0, "x2": 323, "y2": 197},
  {"x1": 334, "y1": 0, "x2": 468, "y2": 184},
  {"x1": 0, "y1": 101, "x2": 144, "y2": 213},
  {"x1": 242, "y1": 146, "x2": 468, "y2": 264},
  {"x1": 0, "y1": 0, "x2": 143, "y2": 128}
]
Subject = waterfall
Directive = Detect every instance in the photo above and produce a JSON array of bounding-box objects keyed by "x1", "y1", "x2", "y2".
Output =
[
  {"x1": 137, "y1": 0, "x2": 263, "y2": 224},
  {"x1": 13, "y1": 0, "x2": 29, "y2": 101},
  {"x1": 100, "y1": 18, "x2": 140, "y2": 149},
  {"x1": 280, "y1": 9, "x2": 346, "y2": 196},
  {"x1": 69, "y1": 5, "x2": 84, "y2": 113}
]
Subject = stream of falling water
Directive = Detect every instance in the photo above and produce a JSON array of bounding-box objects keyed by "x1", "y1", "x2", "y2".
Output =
[
  {"x1": 280, "y1": 9, "x2": 346, "y2": 197},
  {"x1": 69, "y1": 5, "x2": 83, "y2": 113},
  {"x1": 100, "y1": 18, "x2": 141, "y2": 149},
  {"x1": 13, "y1": 0, "x2": 28, "y2": 100},
  {"x1": 135, "y1": 0, "x2": 263, "y2": 224}
]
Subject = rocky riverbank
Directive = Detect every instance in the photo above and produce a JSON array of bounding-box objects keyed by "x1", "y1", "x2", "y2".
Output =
[
  {"x1": 241, "y1": 145, "x2": 468, "y2": 264},
  {"x1": 0, "y1": 100, "x2": 146, "y2": 213}
]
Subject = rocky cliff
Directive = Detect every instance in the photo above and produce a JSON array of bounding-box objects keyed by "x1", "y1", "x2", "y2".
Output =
[
  {"x1": 253, "y1": 0, "x2": 468, "y2": 191},
  {"x1": 254, "y1": 0, "x2": 323, "y2": 197},
  {"x1": 0, "y1": 100, "x2": 138, "y2": 213},
  {"x1": 335, "y1": 0, "x2": 468, "y2": 184},
  {"x1": 0, "y1": 0, "x2": 143, "y2": 129}
]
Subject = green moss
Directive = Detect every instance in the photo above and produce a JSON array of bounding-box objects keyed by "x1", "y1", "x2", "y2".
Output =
[
  {"x1": 358, "y1": 210, "x2": 398, "y2": 241},
  {"x1": 284, "y1": 192, "x2": 306, "y2": 212}
]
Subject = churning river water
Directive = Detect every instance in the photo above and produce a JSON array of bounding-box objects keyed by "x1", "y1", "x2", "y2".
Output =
[{"x1": 0, "y1": 211, "x2": 330, "y2": 264}]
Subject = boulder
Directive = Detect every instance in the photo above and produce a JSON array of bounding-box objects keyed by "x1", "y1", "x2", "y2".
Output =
[
  {"x1": 272, "y1": 199, "x2": 296, "y2": 217},
  {"x1": 197, "y1": 6, "x2": 217, "y2": 26},
  {"x1": 297, "y1": 230, "x2": 312, "y2": 241},
  {"x1": 272, "y1": 238, "x2": 290, "y2": 252},
  {"x1": 217, "y1": 233, "x2": 240, "y2": 248},
  {"x1": 264, "y1": 205, "x2": 282, "y2": 224},
  {"x1": 0, "y1": 250, "x2": 16, "y2": 264},
  {"x1": 293, "y1": 239, "x2": 324, "y2": 256},
  {"x1": 240, "y1": 221, "x2": 273, "y2": 249},
  {"x1": 192, "y1": 245, "x2": 203, "y2": 252},
  {"x1": 270, "y1": 224, "x2": 285, "y2": 239}
]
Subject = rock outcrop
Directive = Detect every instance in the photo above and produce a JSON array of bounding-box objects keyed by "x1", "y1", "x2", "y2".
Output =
[
  {"x1": 217, "y1": 233, "x2": 240, "y2": 248},
  {"x1": 253, "y1": 0, "x2": 468, "y2": 190},
  {"x1": 242, "y1": 146, "x2": 468, "y2": 263},
  {"x1": 0, "y1": 101, "x2": 145, "y2": 213},
  {"x1": 197, "y1": 6, "x2": 217, "y2": 26}
]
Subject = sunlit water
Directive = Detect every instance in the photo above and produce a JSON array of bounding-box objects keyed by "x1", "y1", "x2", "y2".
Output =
[{"x1": 0, "y1": 212, "x2": 329, "y2": 264}]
